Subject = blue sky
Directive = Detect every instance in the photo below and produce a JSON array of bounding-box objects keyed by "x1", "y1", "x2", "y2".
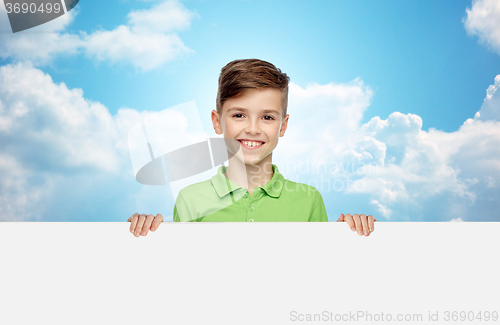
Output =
[
  {"x1": 28, "y1": 0, "x2": 500, "y2": 131},
  {"x1": 0, "y1": 0, "x2": 499, "y2": 222}
]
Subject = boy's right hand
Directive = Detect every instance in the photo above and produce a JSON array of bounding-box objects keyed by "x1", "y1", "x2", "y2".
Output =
[{"x1": 128, "y1": 213, "x2": 163, "y2": 237}]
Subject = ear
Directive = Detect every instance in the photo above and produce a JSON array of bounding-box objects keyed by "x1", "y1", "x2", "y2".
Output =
[
  {"x1": 279, "y1": 114, "x2": 289, "y2": 137},
  {"x1": 211, "y1": 110, "x2": 223, "y2": 135}
]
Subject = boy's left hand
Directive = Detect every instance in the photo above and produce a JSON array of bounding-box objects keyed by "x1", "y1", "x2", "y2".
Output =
[{"x1": 337, "y1": 213, "x2": 377, "y2": 237}]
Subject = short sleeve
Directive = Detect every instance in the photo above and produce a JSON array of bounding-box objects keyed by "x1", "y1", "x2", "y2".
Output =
[
  {"x1": 308, "y1": 189, "x2": 329, "y2": 222},
  {"x1": 173, "y1": 191, "x2": 194, "y2": 222}
]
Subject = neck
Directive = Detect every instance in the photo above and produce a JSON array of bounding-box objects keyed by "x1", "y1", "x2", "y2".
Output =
[{"x1": 224, "y1": 152, "x2": 274, "y2": 194}]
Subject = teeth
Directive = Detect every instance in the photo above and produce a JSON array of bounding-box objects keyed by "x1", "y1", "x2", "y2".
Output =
[{"x1": 241, "y1": 140, "x2": 263, "y2": 147}]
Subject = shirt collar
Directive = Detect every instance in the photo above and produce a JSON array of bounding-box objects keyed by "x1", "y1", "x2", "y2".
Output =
[{"x1": 211, "y1": 164, "x2": 285, "y2": 198}]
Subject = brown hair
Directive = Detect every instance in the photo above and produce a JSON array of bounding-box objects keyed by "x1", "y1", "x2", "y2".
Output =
[{"x1": 216, "y1": 58, "x2": 290, "y2": 119}]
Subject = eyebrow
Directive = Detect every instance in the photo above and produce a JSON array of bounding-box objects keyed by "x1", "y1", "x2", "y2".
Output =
[{"x1": 226, "y1": 107, "x2": 281, "y2": 115}]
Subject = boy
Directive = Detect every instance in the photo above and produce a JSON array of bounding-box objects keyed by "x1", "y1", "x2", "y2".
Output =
[{"x1": 128, "y1": 59, "x2": 376, "y2": 234}]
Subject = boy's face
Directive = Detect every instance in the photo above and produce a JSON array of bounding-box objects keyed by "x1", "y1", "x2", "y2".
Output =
[{"x1": 212, "y1": 88, "x2": 289, "y2": 167}]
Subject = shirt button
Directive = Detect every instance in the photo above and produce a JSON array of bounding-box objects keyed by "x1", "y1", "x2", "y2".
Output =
[
  {"x1": 249, "y1": 206, "x2": 254, "y2": 211},
  {"x1": 248, "y1": 219, "x2": 254, "y2": 222}
]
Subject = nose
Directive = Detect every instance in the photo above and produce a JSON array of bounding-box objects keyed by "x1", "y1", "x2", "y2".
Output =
[{"x1": 244, "y1": 118, "x2": 261, "y2": 135}]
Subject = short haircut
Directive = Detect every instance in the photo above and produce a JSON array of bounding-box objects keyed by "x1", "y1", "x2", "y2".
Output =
[{"x1": 216, "y1": 58, "x2": 290, "y2": 119}]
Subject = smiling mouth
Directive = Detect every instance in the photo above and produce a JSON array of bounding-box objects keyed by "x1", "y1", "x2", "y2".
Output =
[{"x1": 238, "y1": 139, "x2": 265, "y2": 148}]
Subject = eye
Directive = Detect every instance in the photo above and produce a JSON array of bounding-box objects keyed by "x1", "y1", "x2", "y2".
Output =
[
  {"x1": 233, "y1": 113, "x2": 244, "y2": 118},
  {"x1": 263, "y1": 115, "x2": 275, "y2": 120}
]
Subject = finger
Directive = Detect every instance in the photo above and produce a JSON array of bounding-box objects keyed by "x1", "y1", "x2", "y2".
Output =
[
  {"x1": 140, "y1": 215, "x2": 155, "y2": 236},
  {"x1": 129, "y1": 213, "x2": 139, "y2": 233},
  {"x1": 151, "y1": 214, "x2": 164, "y2": 231},
  {"x1": 368, "y1": 215, "x2": 376, "y2": 232},
  {"x1": 337, "y1": 213, "x2": 345, "y2": 222},
  {"x1": 127, "y1": 213, "x2": 137, "y2": 222},
  {"x1": 360, "y1": 214, "x2": 369, "y2": 236},
  {"x1": 352, "y1": 214, "x2": 363, "y2": 236},
  {"x1": 134, "y1": 214, "x2": 147, "y2": 237},
  {"x1": 343, "y1": 214, "x2": 356, "y2": 232}
]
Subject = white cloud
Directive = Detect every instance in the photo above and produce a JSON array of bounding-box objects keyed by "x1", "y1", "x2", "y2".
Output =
[
  {"x1": 370, "y1": 199, "x2": 392, "y2": 219},
  {"x1": 0, "y1": 61, "x2": 162, "y2": 220},
  {"x1": 127, "y1": 0, "x2": 195, "y2": 34},
  {"x1": 276, "y1": 78, "x2": 374, "y2": 165},
  {"x1": 0, "y1": 3, "x2": 82, "y2": 65},
  {"x1": 464, "y1": 0, "x2": 500, "y2": 54},
  {"x1": 0, "y1": 61, "x2": 124, "y2": 173},
  {"x1": 0, "y1": 152, "x2": 50, "y2": 221},
  {"x1": 0, "y1": 0, "x2": 197, "y2": 71},
  {"x1": 274, "y1": 75, "x2": 500, "y2": 221},
  {"x1": 347, "y1": 107, "x2": 500, "y2": 220},
  {"x1": 449, "y1": 218, "x2": 464, "y2": 222},
  {"x1": 82, "y1": 0, "x2": 196, "y2": 71},
  {"x1": 473, "y1": 75, "x2": 500, "y2": 121}
]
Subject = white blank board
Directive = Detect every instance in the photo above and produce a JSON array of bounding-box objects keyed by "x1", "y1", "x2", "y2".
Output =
[{"x1": 0, "y1": 222, "x2": 499, "y2": 325}]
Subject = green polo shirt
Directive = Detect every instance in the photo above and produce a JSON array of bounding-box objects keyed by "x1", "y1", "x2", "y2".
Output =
[{"x1": 173, "y1": 164, "x2": 329, "y2": 222}]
